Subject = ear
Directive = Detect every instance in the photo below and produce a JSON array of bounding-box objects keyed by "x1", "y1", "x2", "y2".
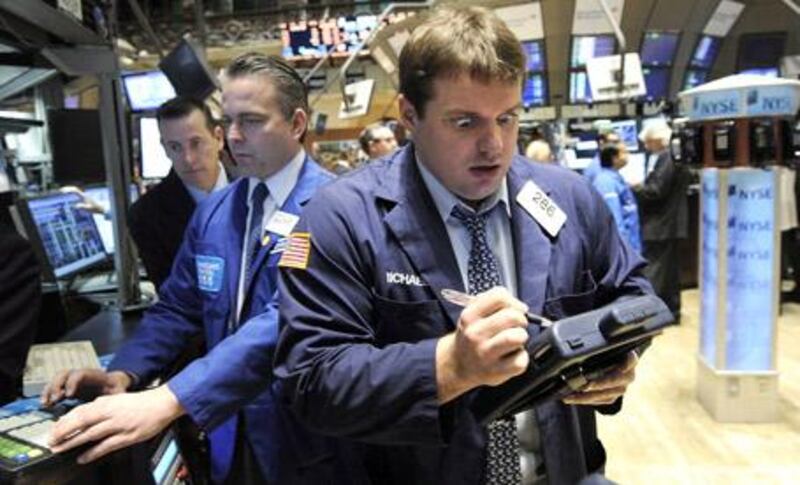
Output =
[
  {"x1": 212, "y1": 125, "x2": 225, "y2": 150},
  {"x1": 398, "y1": 95, "x2": 418, "y2": 132},
  {"x1": 291, "y1": 109, "x2": 309, "y2": 141}
]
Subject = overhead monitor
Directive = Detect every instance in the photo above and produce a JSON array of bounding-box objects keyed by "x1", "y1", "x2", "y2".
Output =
[
  {"x1": 683, "y1": 69, "x2": 708, "y2": 90},
  {"x1": 521, "y1": 40, "x2": 546, "y2": 72},
  {"x1": 48, "y1": 109, "x2": 106, "y2": 185},
  {"x1": 643, "y1": 67, "x2": 670, "y2": 100},
  {"x1": 611, "y1": 120, "x2": 640, "y2": 152},
  {"x1": 139, "y1": 117, "x2": 172, "y2": 179},
  {"x1": 641, "y1": 31, "x2": 679, "y2": 66},
  {"x1": 569, "y1": 71, "x2": 592, "y2": 104},
  {"x1": 122, "y1": 71, "x2": 176, "y2": 112},
  {"x1": 570, "y1": 35, "x2": 616, "y2": 69},
  {"x1": 739, "y1": 67, "x2": 780, "y2": 78},
  {"x1": 522, "y1": 73, "x2": 547, "y2": 107},
  {"x1": 690, "y1": 35, "x2": 721, "y2": 69},
  {"x1": 25, "y1": 192, "x2": 106, "y2": 278},
  {"x1": 159, "y1": 39, "x2": 219, "y2": 100},
  {"x1": 83, "y1": 185, "x2": 140, "y2": 254},
  {"x1": 738, "y1": 32, "x2": 786, "y2": 70}
]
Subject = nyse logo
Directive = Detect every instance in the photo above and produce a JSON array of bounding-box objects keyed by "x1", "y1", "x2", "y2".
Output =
[
  {"x1": 736, "y1": 220, "x2": 771, "y2": 232},
  {"x1": 694, "y1": 97, "x2": 738, "y2": 117},
  {"x1": 736, "y1": 187, "x2": 772, "y2": 200}
]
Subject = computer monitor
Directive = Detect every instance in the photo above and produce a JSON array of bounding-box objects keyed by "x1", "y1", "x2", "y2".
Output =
[
  {"x1": 640, "y1": 32, "x2": 679, "y2": 66},
  {"x1": 521, "y1": 40, "x2": 546, "y2": 72},
  {"x1": 611, "y1": 120, "x2": 640, "y2": 152},
  {"x1": 690, "y1": 35, "x2": 721, "y2": 69},
  {"x1": 522, "y1": 74, "x2": 547, "y2": 107},
  {"x1": 738, "y1": 32, "x2": 786, "y2": 70},
  {"x1": 150, "y1": 430, "x2": 185, "y2": 485},
  {"x1": 683, "y1": 69, "x2": 708, "y2": 90},
  {"x1": 280, "y1": 13, "x2": 401, "y2": 60},
  {"x1": 83, "y1": 185, "x2": 140, "y2": 254},
  {"x1": 569, "y1": 71, "x2": 592, "y2": 104},
  {"x1": 122, "y1": 71, "x2": 176, "y2": 112},
  {"x1": 739, "y1": 67, "x2": 780, "y2": 78},
  {"x1": 139, "y1": 117, "x2": 173, "y2": 179},
  {"x1": 25, "y1": 192, "x2": 106, "y2": 278},
  {"x1": 47, "y1": 109, "x2": 106, "y2": 185},
  {"x1": 642, "y1": 67, "x2": 670, "y2": 100},
  {"x1": 570, "y1": 35, "x2": 616, "y2": 69},
  {"x1": 159, "y1": 39, "x2": 219, "y2": 100}
]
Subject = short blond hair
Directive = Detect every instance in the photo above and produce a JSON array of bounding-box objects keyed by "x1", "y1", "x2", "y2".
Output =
[{"x1": 398, "y1": 6, "x2": 526, "y2": 117}]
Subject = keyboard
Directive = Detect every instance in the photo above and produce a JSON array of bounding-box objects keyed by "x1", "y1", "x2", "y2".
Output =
[{"x1": 23, "y1": 341, "x2": 101, "y2": 397}]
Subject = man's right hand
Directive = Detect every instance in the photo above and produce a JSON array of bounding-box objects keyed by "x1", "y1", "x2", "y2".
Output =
[
  {"x1": 436, "y1": 287, "x2": 530, "y2": 404},
  {"x1": 41, "y1": 370, "x2": 132, "y2": 407}
]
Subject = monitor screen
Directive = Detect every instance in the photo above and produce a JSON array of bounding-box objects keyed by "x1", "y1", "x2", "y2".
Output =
[
  {"x1": 26, "y1": 193, "x2": 106, "y2": 278},
  {"x1": 643, "y1": 67, "x2": 670, "y2": 100},
  {"x1": 690, "y1": 36, "x2": 721, "y2": 69},
  {"x1": 521, "y1": 40, "x2": 546, "y2": 72},
  {"x1": 48, "y1": 109, "x2": 106, "y2": 185},
  {"x1": 122, "y1": 71, "x2": 176, "y2": 112},
  {"x1": 522, "y1": 74, "x2": 547, "y2": 107},
  {"x1": 83, "y1": 185, "x2": 140, "y2": 254},
  {"x1": 684, "y1": 69, "x2": 708, "y2": 90},
  {"x1": 641, "y1": 32, "x2": 679, "y2": 66},
  {"x1": 150, "y1": 431, "x2": 184, "y2": 485},
  {"x1": 739, "y1": 67, "x2": 779, "y2": 77},
  {"x1": 611, "y1": 120, "x2": 640, "y2": 152},
  {"x1": 569, "y1": 71, "x2": 592, "y2": 104},
  {"x1": 738, "y1": 33, "x2": 786, "y2": 69},
  {"x1": 139, "y1": 117, "x2": 172, "y2": 179},
  {"x1": 570, "y1": 35, "x2": 616, "y2": 69},
  {"x1": 159, "y1": 39, "x2": 219, "y2": 100}
]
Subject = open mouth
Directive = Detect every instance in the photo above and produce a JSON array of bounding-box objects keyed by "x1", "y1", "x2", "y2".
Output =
[{"x1": 469, "y1": 165, "x2": 501, "y2": 176}]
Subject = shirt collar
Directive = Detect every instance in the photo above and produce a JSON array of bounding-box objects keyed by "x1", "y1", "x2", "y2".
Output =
[
  {"x1": 247, "y1": 148, "x2": 305, "y2": 207},
  {"x1": 183, "y1": 161, "x2": 228, "y2": 203},
  {"x1": 414, "y1": 149, "x2": 511, "y2": 222}
]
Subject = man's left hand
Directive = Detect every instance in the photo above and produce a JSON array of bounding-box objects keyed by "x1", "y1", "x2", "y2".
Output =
[
  {"x1": 48, "y1": 385, "x2": 185, "y2": 464},
  {"x1": 562, "y1": 351, "x2": 638, "y2": 406}
]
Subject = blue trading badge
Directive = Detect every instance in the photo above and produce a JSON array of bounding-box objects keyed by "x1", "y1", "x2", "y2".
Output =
[{"x1": 196, "y1": 255, "x2": 225, "y2": 293}]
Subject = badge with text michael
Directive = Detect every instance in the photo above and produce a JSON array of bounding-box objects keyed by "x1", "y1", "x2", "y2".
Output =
[
  {"x1": 196, "y1": 255, "x2": 225, "y2": 293},
  {"x1": 278, "y1": 232, "x2": 311, "y2": 270},
  {"x1": 516, "y1": 180, "x2": 566, "y2": 237}
]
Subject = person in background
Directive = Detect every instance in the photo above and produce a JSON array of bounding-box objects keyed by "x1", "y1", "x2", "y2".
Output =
[
  {"x1": 525, "y1": 139, "x2": 553, "y2": 163},
  {"x1": 634, "y1": 121, "x2": 688, "y2": 319},
  {"x1": 583, "y1": 130, "x2": 621, "y2": 182},
  {"x1": 43, "y1": 53, "x2": 340, "y2": 485},
  {"x1": 358, "y1": 122, "x2": 399, "y2": 161},
  {"x1": 592, "y1": 144, "x2": 642, "y2": 253},
  {"x1": 0, "y1": 224, "x2": 40, "y2": 405},
  {"x1": 128, "y1": 96, "x2": 229, "y2": 289},
  {"x1": 274, "y1": 6, "x2": 651, "y2": 484}
]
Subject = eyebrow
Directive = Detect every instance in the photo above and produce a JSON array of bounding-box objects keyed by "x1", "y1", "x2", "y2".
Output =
[{"x1": 443, "y1": 104, "x2": 523, "y2": 118}]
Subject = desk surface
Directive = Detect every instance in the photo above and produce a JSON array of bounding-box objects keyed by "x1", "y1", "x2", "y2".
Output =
[{"x1": 61, "y1": 308, "x2": 142, "y2": 356}]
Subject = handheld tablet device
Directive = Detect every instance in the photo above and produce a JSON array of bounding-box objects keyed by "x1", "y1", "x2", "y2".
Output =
[{"x1": 471, "y1": 295, "x2": 674, "y2": 424}]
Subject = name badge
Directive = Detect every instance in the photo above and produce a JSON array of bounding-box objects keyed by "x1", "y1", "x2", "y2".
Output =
[
  {"x1": 516, "y1": 180, "x2": 566, "y2": 237},
  {"x1": 264, "y1": 211, "x2": 299, "y2": 237},
  {"x1": 196, "y1": 255, "x2": 225, "y2": 293}
]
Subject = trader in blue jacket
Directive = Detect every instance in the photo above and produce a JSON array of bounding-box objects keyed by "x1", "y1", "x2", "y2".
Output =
[
  {"x1": 43, "y1": 53, "x2": 334, "y2": 484},
  {"x1": 275, "y1": 6, "x2": 653, "y2": 485},
  {"x1": 592, "y1": 144, "x2": 643, "y2": 253}
]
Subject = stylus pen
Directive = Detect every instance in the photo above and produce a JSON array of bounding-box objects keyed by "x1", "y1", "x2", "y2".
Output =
[{"x1": 440, "y1": 288, "x2": 553, "y2": 327}]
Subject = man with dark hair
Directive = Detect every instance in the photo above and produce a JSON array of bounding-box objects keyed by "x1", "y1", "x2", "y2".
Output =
[
  {"x1": 583, "y1": 130, "x2": 621, "y2": 182},
  {"x1": 44, "y1": 54, "x2": 336, "y2": 484},
  {"x1": 129, "y1": 96, "x2": 228, "y2": 289},
  {"x1": 275, "y1": 6, "x2": 651, "y2": 485},
  {"x1": 593, "y1": 144, "x2": 642, "y2": 253},
  {"x1": 359, "y1": 122, "x2": 398, "y2": 161}
]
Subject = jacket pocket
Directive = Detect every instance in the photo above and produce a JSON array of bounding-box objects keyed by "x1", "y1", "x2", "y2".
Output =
[
  {"x1": 373, "y1": 292, "x2": 447, "y2": 344},
  {"x1": 543, "y1": 270, "x2": 598, "y2": 320}
]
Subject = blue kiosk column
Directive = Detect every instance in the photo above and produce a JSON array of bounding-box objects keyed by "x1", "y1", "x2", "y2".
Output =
[{"x1": 679, "y1": 75, "x2": 800, "y2": 422}]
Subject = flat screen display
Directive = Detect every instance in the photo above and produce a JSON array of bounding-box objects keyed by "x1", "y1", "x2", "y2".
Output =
[
  {"x1": 690, "y1": 36, "x2": 721, "y2": 69},
  {"x1": 570, "y1": 35, "x2": 616, "y2": 69},
  {"x1": 738, "y1": 33, "x2": 786, "y2": 69},
  {"x1": 611, "y1": 120, "x2": 640, "y2": 152},
  {"x1": 522, "y1": 74, "x2": 547, "y2": 107},
  {"x1": 26, "y1": 193, "x2": 106, "y2": 277},
  {"x1": 641, "y1": 32, "x2": 679, "y2": 66},
  {"x1": 569, "y1": 71, "x2": 592, "y2": 104},
  {"x1": 83, "y1": 185, "x2": 140, "y2": 254},
  {"x1": 643, "y1": 67, "x2": 670, "y2": 100},
  {"x1": 521, "y1": 40, "x2": 545, "y2": 72},
  {"x1": 684, "y1": 69, "x2": 708, "y2": 90},
  {"x1": 139, "y1": 117, "x2": 172, "y2": 179},
  {"x1": 122, "y1": 71, "x2": 176, "y2": 112},
  {"x1": 739, "y1": 67, "x2": 779, "y2": 77}
]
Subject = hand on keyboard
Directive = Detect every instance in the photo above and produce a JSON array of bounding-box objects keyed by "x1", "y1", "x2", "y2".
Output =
[{"x1": 40, "y1": 370, "x2": 132, "y2": 407}]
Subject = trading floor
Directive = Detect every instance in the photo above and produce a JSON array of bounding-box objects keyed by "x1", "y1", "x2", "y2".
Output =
[{"x1": 599, "y1": 290, "x2": 800, "y2": 484}]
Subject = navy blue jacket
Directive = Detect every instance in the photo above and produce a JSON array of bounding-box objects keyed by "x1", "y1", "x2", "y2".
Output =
[
  {"x1": 109, "y1": 157, "x2": 338, "y2": 483},
  {"x1": 275, "y1": 145, "x2": 653, "y2": 484}
]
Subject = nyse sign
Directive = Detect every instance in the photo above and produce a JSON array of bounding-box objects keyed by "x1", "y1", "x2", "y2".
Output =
[
  {"x1": 699, "y1": 170, "x2": 719, "y2": 365},
  {"x1": 747, "y1": 86, "x2": 798, "y2": 117}
]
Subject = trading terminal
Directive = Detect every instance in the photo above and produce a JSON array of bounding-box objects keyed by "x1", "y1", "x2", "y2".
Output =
[{"x1": 0, "y1": 1, "x2": 798, "y2": 484}]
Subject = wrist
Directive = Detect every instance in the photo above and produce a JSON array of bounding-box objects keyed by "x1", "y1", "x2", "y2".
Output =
[
  {"x1": 154, "y1": 385, "x2": 186, "y2": 422},
  {"x1": 435, "y1": 334, "x2": 473, "y2": 404},
  {"x1": 108, "y1": 371, "x2": 133, "y2": 392}
]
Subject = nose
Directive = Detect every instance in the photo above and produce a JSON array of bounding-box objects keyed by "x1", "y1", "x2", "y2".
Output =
[
  {"x1": 184, "y1": 148, "x2": 201, "y2": 168},
  {"x1": 226, "y1": 121, "x2": 244, "y2": 144},
  {"x1": 478, "y1": 122, "x2": 503, "y2": 157}
]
